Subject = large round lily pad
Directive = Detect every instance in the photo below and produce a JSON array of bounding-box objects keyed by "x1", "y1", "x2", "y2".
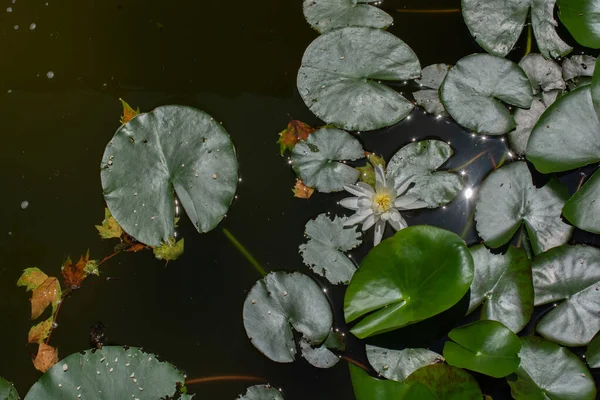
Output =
[
  {"x1": 462, "y1": 0, "x2": 572, "y2": 58},
  {"x1": 440, "y1": 54, "x2": 533, "y2": 135},
  {"x1": 24, "y1": 347, "x2": 186, "y2": 399},
  {"x1": 344, "y1": 226, "x2": 473, "y2": 338},
  {"x1": 243, "y1": 272, "x2": 333, "y2": 363},
  {"x1": 0, "y1": 377, "x2": 19, "y2": 400},
  {"x1": 468, "y1": 245, "x2": 533, "y2": 333},
  {"x1": 563, "y1": 169, "x2": 600, "y2": 234},
  {"x1": 507, "y1": 336, "x2": 596, "y2": 400},
  {"x1": 291, "y1": 128, "x2": 364, "y2": 193},
  {"x1": 297, "y1": 27, "x2": 420, "y2": 131},
  {"x1": 303, "y1": 0, "x2": 392, "y2": 33},
  {"x1": 443, "y1": 320, "x2": 521, "y2": 378},
  {"x1": 527, "y1": 86, "x2": 600, "y2": 173},
  {"x1": 474, "y1": 162, "x2": 573, "y2": 255},
  {"x1": 532, "y1": 245, "x2": 600, "y2": 346},
  {"x1": 404, "y1": 364, "x2": 483, "y2": 400},
  {"x1": 101, "y1": 105, "x2": 238, "y2": 246},
  {"x1": 557, "y1": 0, "x2": 600, "y2": 48}
]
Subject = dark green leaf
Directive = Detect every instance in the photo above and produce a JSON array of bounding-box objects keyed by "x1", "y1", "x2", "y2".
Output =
[
  {"x1": 366, "y1": 345, "x2": 444, "y2": 382},
  {"x1": 586, "y1": 332, "x2": 600, "y2": 368},
  {"x1": 297, "y1": 27, "x2": 420, "y2": 131},
  {"x1": 344, "y1": 226, "x2": 473, "y2": 338},
  {"x1": 443, "y1": 320, "x2": 521, "y2": 378},
  {"x1": 291, "y1": 128, "x2": 364, "y2": 193},
  {"x1": 563, "y1": 169, "x2": 600, "y2": 234},
  {"x1": 0, "y1": 377, "x2": 19, "y2": 400},
  {"x1": 243, "y1": 272, "x2": 333, "y2": 363},
  {"x1": 557, "y1": 0, "x2": 600, "y2": 48},
  {"x1": 101, "y1": 105, "x2": 238, "y2": 246},
  {"x1": 591, "y1": 56, "x2": 600, "y2": 123},
  {"x1": 386, "y1": 140, "x2": 463, "y2": 207},
  {"x1": 349, "y1": 364, "x2": 411, "y2": 400},
  {"x1": 468, "y1": 245, "x2": 534, "y2": 333},
  {"x1": 24, "y1": 347, "x2": 186, "y2": 399},
  {"x1": 404, "y1": 364, "x2": 483, "y2": 400},
  {"x1": 474, "y1": 162, "x2": 573, "y2": 254},
  {"x1": 507, "y1": 336, "x2": 596, "y2": 400},
  {"x1": 299, "y1": 214, "x2": 361, "y2": 284},
  {"x1": 532, "y1": 245, "x2": 600, "y2": 346},
  {"x1": 303, "y1": 0, "x2": 392, "y2": 33},
  {"x1": 237, "y1": 385, "x2": 284, "y2": 400},
  {"x1": 440, "y1": 54, "x2": 533, "y2": 135},
  {"x1": 527, "y1": 86, "x2": 600, "y2": 173}
]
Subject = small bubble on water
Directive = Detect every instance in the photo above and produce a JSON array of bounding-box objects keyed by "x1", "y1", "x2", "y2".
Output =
[
  {"x1": 46, "y1": 71, "x2": 54, "y2": 79},
  {"x1": 13, "y1": 25, "x2": 19, "y2": 30},
  {"x1": 6, "y1": 7, "x2": 12, "y2": 12},
  {"x1": 20, "y1": 200, "x2": 29, "y2": 209},
  {"x1": 29, "y1": 23, "x2": 36, "y2": 30}
]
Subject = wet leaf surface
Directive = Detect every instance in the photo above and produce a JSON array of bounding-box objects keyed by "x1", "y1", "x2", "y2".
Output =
[
  {"x1": 303, "y1": 0, "x2": 392, "y2": 33},
  {"x1": 0, "y1": 377, "x2": 19, "y2": 400},
  {"x1": 557, "y1": 0, "x2": 600, "y2": 48},
  {"x1": 31, "y1": 344, "x2": 58, "y2": 374},
  {"x1": 366, "y1": 346, "x2": 443, "y2": 382},
  {"x1": 237, "y1": 384, "x2": 284, "y2": 399},
  {"x1": 404, "y1": 363, "x2": 483, "y2": 400},
  {"x1": 30, "y1": 278, "x2": 61, "y2": 320},
  {"x1": 292, "y1": 179, "x2": 315, "y2": 199}
]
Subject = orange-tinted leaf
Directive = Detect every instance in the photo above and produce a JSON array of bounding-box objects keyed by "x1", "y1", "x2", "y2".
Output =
[
  {"x1": 96, "y1": 207, "x2": 123, "y2": 239},
  {"x1": 31, "y1": 277, "x2": 61, "y2": 319},
  {"x1": 119, "y1": 98, "x2": 140, "y2": 124},
  {"x1": 126, "y1": 243, "x2": 147, "y2": 252},
  {"x1": 292, "y1": 179, "x2": 315, "y2": 199},
  {"x1": 32, "y1": 343, "x2": 58, "y2": 373},
  {"x1": 61, "y1": 251, "x2": 99, "y2": 288},
  {"x1": 277, "y1": 120, "x2": 315, "y2": 155},
  {"x1": 17, "y1": 268, "x2": 49, "y2": 292},
  {"x1": 28, "y1": 318, "x2": 53, "y2": 344}
]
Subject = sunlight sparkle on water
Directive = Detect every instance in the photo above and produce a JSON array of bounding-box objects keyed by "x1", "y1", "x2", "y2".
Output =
[{"x1": 464, "y1": 188, "x2": 474, "y2": 199}]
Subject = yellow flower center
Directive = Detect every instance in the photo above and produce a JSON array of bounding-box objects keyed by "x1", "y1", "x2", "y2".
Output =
[{"x1": 374, "y1": 192, "x2": 392, "y2": 213}]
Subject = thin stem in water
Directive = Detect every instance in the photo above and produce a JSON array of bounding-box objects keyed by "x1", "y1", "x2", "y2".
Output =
[
  {"x1": 525, "y1": 23, "x2": 533, "y2": 56},
  {"x1": 222, "y1": 228, "x2": 267, "y2": 277},
  {"x1": 186, "y1": 375, "x2": 266, "y2": 385},
  {"x1": 449, "y1": 150, "x2": 488, "y2": 173}
]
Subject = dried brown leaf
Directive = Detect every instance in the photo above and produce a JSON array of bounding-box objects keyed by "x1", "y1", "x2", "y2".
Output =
[
  {"x1": 32, "y1": 343, "x2": 58, "y2": 373},
  {"x1": 28, "y1": 318, "x2": 53, "y2": 344},
  {"x1": 293, "y1": 179, "x2": 315, "y2": 199},
  {"x1": 17, "y1": 268, "x2": 49, "y2": 292},
  {"x1": 31, "y1": 277, "x2": 61, "y2": 320}
]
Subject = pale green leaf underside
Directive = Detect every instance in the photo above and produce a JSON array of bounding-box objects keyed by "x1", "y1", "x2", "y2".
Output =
[
  {"x1": 366, "y1": 345, "x2": 443, "y2": 382},
  {"x1": 237, "y1": 385, "x2": 284, "y2": 400},
  {"x1": 297, "y1": 27, "x2": 420, "y2": 131},
  {"x1": 303, "y1": 0, "x2": 392, "y2": 33}
]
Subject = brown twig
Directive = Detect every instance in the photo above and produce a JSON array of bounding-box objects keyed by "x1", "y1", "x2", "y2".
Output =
[
  {"x1": 341, "y1": 355, "x2": 371, "y2": 373},
  {"x1": 185, "y1": 375, "x2": 266, "y2": 385}
]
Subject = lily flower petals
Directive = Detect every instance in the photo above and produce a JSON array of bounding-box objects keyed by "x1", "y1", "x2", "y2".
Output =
[{"x1": 374, "y1": 220, "x2": 385, "y2": 246}]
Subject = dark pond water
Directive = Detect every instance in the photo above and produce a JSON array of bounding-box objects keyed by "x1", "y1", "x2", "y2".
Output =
[{"x1": 1, "y1": 0, "x2": 598, "y2": 398}]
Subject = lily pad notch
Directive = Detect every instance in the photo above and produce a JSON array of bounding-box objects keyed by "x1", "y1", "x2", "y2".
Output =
[{"x1": 100, "y1": 105, "x2": 239, "y2": 247}]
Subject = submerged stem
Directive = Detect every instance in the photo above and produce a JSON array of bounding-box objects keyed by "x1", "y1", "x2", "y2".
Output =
[
  {"x1": 186, "y1": 375, "x2": 266, "y2": 385},
  {"x1": 525, "y1": 24, "x2": 533, "y2": 56},
  {"x1": 341, "y1": 355, "x2": 371, "y2": 373},
  {"x1": 222, "y1": 228, "x2": 267, "y2": 277},
  {"x1": 449, "y1": 150, "x2": 488, "y2": 173}
]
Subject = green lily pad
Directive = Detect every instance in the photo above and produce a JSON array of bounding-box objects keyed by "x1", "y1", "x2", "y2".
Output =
[
  {"x1": 350, "y1": 365, "x2": 412, "y2": 400},
  {"x1": 344, "y1": 226, "x2": 473, "y2": 338},
  {"x1": 462, "y1": 0, "x2": 572, "y2": 58},
  {"x1": 299, "y1": 213, "x2": 362, "y2": 285},
  {"x1": 299, "y1": 338, "x2": 340, "y2": 368},
  {"x1": 237, "y1": 385, "x2": 284, "y2": 400},
  {"x1": 557, "y1": 0, "x2": 600, "y2": 48},
  {"x1": 386, "y1": 140, "x2": 463, "y2": 208},
  {"x1": 586, "y1": 332, "x2": 600, "y2": 368},
  {"x1": 507, "y1": 336, "x2": 596, "y2": 400},
  {"x1": 291, "y1": 128, "x2": 364, "y2": 193},
  {"x1": 297, "y1": 27, "x2": 420, "y2": 131},
  {"x1": 0, "y1": 377, "x2": 19, "y2": 400},
  {"x1": 474, "y1": 161, "x2": 573, "y2": 255},
  {"x1": 563, "y1": 55, "x2": 596, "y2": 81},
  {"x1": 414, "y1": 64, "x2": 450, "y2": 116},
  {"x1": 443, "y1": 320, "x2": 521, "y2": 378},
  {"x1": 101, "y1": 105, "x2": 238, "y2": 246},
  {"x1": 508, "y1": 99, "x2": 548, "y2": 155},
  {"x1": 563, "y1": 169, "x2": 600, "y2": 234},
  {"x1": 366, "y1": 346, "x2": 444, "y2": 382},
  {"x1": 532, "y1": 245, "x2": 600, "y2": 346},
  {"x1": 414, "y1": 90, "x2": 446, "y2": 116},
  {"x1": 404, "y1": 364, "x2": 483, "y2": 400},
  {"x1": 468, "y1": 245, "x2": 533, "y2": 333},
  {"x1": 591, "y1": 57, "x2": 600, "y2": 119},
  {"x1": 527, "y1": 86, "x2": 600, "y2": 173},
  {"x1": 519, "y1": 53, "x2": 566, "y2": 94},
  {"x1": 303, "y1": 0, "x2": 392, "y2": 33},
  {"x1": 24, "y1": 347, "x2": 186, "y2": 399},
  {"x1": 440, "y1": 54, "x2": 533, "y2": 135},
  {"x1": 243, "y1": 272, "x2": 333, "y2": 363}
]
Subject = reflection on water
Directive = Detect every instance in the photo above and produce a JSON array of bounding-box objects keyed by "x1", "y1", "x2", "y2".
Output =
[{"x1": 0, "y1": 0, "x2": 569, "y2": 398}]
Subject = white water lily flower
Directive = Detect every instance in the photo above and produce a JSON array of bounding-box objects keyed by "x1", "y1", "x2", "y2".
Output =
[{"x1": 340, "y1": 165, "x2": 426, "y2": 246}]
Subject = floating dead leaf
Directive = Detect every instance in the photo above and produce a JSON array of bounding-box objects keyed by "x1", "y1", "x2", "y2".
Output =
[
  {"x1": 32, "y1": 343, "x2": 58, "y2": 373},
  {"x1": 61, "y1": 251, "x2": 99, "y2": 288},
  {"x1": 277, "y1": 120, "x2": 315, "y2": 155},
  {"x1": 153, "y1": 238, "x2": 184, "y2": 261},
  {"x1": 17, "y1": 268, "x2": 49, "y2": 292},
  {"x1": 119, "y1": 98, "x2": 140, "y2": 125},
  {"x1": 28, "y1": 318, "x2": 53, "y2": 344},
  {"x1": 96, "y1": 207, "x2": 123, "y2": 239},
  {"x1": 293, "y1": 179, "x2": 315, "y2": 199},
  {"x1": 31, "y1": 277, "x2": 61, "y2": 319}
]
